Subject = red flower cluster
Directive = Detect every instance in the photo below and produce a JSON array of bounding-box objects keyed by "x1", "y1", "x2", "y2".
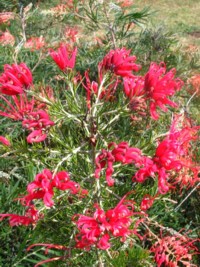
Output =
[
  {"x1": 123, "y1": 76, "x2": 147, "y2": 120},
  {"x1": 74, "y1": 196, "x2": 135, "y2": 250},
  {"x1": 95, "y1": 142, "x2": 143, "y2": 186},
  {"x1": 0, "y1": 206, "x2": 41, "y2": 227},
  {"x1": 0, "y1": 169, "x2": 88, "y2": 226},
  {"x1": 0, "y1": 93, "x2": 54, "y2": 143},
  {"x1": 134, "y1": 114, "x2": 200, "y2": 193},
  {"x1": 0, "y1": 30, "x2": 15, "y2": 46},
  {"x1": 21, "y1": 169, "x2": 88, "y2": 207},
  {"x1": 64, "y1": 26, "x2": 79, "y2": 43},
  {"x1": 144, "y1": 62, "x2": 183, "y2": 120},
  {"x1": 0, "y1": 94, "x2": 34, "y2": 120},
  {"x1": 98, "y1": 48, "x2": 141, "y2": 79},
  {"x1": 0, "y1": 63, "x2": 33, "y2": 95},
  {"x1": 22, "y1": 110, "x2": 55, "y2": 143},
  {"x1": 95, "y1": 49, "x2": 183, "y2": 120},
  {"x1": 50, "y1": 44, "x2": 77, "y2": 71},
  {"x1": 0, "y1": 12, "x2": 15, "y2": 25},
  {"x1": 24, "y1": 36, "x2": 46, "y2": 51},
  {"x1": 151, "y1": 234, "x2": 199, "y2": 267}
]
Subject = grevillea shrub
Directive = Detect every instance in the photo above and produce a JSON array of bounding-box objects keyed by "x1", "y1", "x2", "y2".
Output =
[{"x1": 0, "y1": 1, "x2": 199, "y2": 266}]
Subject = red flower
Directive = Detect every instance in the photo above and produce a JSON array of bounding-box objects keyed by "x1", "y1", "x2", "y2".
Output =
[
  {"x1": 123, "y1": 76, "x2": 145, "y2": 99},
  {"x1": 24, "y1": 36, "x2": 46, "y2": 51},
  {"x1": 26, "y1": 169, "x2": 54, "y2": 207},
  {"x1": 50, "y1": 44, "x2": 77, "y2": 71},
  {"x1": 105, "y1": 197, "x2": 134, "y2": 239},
  {"x1": 82, "y1": 70, "x2": 98, "y2": 109},
  {"x1": 151, "y1": 234, "x2": 199, "y2": 267},
  {"x1": 97, "y1": 234, "x2": 111, "y2": 250},
  {"x1": 0, "y1": 93, "x2": 54, "y2": 143},
  {"x1": 27, "y1": 130, "x2": 47, "y2": 143},
  {"x1": 0, "y1": 30, "x2": 15, "y2": 46},
  {"x1": 0, "y1": 93, "x2": 35, "y2": 120},
  {"x1": 95, "y1": 142, "x2": 143, "y2": 186},
  {"x1": 0, "y1": 205, "x2": 40, "y2": 226},
  {"x1": 22, "y1": 110, "x2": 55, "y2": 131},
  {"x1": 98, "y1": 48, "x2": 141, "y2": 79},
  {"x1": 74, "y1": 196, "x2": 135, "y2": 250},
  {"x1": 134, "y1": 114, "x2": 200, "y2": 193},
  {"x1": 0, "y1": 63, "x2": 33, "y2": 95},
  {"x1": 144, "y1": 62, "x2": 183, "y2": 120},
  {"x1": 140, "y1": 194, "x2": 156, "y2": 211},
  {"x1": 21, "y1": 169, "x2": 88, "y2": 207},
  {"x1": 0, "y1": 136, "x2": 10, "y2": 146},
  {"x1": 0, "y1": 12, "x2": 15, "y2": 25}
]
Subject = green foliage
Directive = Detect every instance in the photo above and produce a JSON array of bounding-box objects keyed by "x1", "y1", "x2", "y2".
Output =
[
  {"x1": 0, "y1": 1, "x2": 199, "y2": 267},
  {"x1": 109, "y1": 246, "x2": 153, "y2": 267}
]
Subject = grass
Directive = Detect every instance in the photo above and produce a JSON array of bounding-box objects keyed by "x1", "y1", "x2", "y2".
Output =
[{"x1": 134, "y1": 0, "x2": 200, "y2": 50}]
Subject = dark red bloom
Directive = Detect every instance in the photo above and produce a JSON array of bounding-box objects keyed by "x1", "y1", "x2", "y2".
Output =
[
  {"x1": 50, "y1": 44, "x2": 77, "y2": 71},
  {"x1": 98, "y1": 48, "x2": 141, "y2": 79},
  {"x1": 0, "y1": 63, "x2": 33, "y2": 95}
]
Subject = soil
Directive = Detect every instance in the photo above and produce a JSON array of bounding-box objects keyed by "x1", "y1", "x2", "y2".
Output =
[{"x1": 188, "y1": 31, "x2": 200, "y2": 38}]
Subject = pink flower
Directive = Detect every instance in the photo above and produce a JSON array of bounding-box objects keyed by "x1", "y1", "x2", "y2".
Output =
[
  {"x1": 49, "y1": 44, "x2": 77, "y2": 71},
  {"x1": 0, "y1": 63, "x2": 33, "y2": 95},
  {"x1": 24, "y1": 36, "x2": 46, "y2": 51},
  {"x1": 0, "y1": 12, "x2": 15, "y2": 25},
  {"x1": 97, "y1": 234, "x2": 111, "y2": 250},
  {"x1": 117, "y1": 0, "x2": 134, "y2": 8},
  {"x1": 64, "y1": 26, "x2": 78, "y2": 43},
  {"x1": 0, "y1": 30, "x2": 15, "y2": 46},
  {"x1": 22, "y1": 110, "x2": 55, "y2": 131},
  {"x1": 0, "y1": 136, "x2": 10, "y2": 146},
  {"x1": 151, "y1": 234, "x2": 199, "y2": 267},
  {"x1": 144, "y1": 62, "x2": 183, "y2": 120},
  {"x1": 98, "y1": 48, "x2": 141, "y2": 79}
]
